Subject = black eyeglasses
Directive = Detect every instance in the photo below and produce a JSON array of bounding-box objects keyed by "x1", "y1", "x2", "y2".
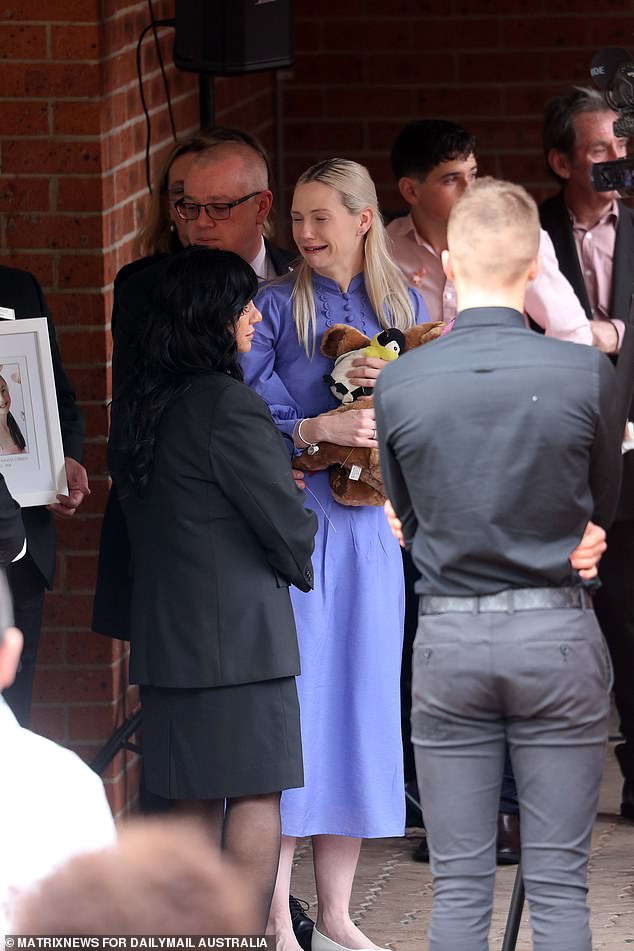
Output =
[{"x1": 175, "y1": 190, "x2": 262, "y2": 222}]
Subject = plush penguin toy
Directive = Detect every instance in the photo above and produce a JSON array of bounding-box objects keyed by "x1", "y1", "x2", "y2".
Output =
[
  {"x1": 295, "y1": 320, "x2": 445, "y2": 505},
  {"x1": 324, "y1": 328, "x2": 406, "y2": 404}
]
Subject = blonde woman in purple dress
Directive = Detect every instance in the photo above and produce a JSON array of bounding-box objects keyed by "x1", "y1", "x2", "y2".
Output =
[{"x1": 243, "y1": 159, "x2": 430, "y2": 951}]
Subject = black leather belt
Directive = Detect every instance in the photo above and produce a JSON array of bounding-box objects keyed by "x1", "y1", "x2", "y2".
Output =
[{"x1": 419, "y1": 586, "x2": 592, "y2": 615}]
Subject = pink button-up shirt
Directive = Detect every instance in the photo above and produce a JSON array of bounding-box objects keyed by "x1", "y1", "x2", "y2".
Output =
[
  {"x1": 569, "y1": 200, "x2": 624, "y2": 348},
  {"x1": 387, "y1": 213, "x2": 593, "y2": 345}
]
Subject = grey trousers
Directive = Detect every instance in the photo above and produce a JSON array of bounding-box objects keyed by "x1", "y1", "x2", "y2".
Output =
[{"x1": 411, "y1": 603, "x2": 611, "y2": 951}]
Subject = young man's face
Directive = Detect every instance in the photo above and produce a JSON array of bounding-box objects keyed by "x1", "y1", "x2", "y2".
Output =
[{"x1": 400, "y1": 153, "x2": 478, "y2": 225}]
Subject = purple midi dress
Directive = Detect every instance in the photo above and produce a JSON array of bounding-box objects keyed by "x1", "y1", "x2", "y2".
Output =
[{"x1": 243, "y1": 271, "x2": 429, "y2": 837}]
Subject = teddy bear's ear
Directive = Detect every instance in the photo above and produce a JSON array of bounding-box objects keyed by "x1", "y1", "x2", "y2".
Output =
[
  {"x1": 404, "y1": 321, "x2": 446, "y2": 350},
  {"x1": 321, "y1": 324, "x2": 372, "y2": 358}
]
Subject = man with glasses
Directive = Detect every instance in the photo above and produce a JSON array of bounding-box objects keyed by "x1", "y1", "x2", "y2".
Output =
[
  {"x1": 109, "y1": 138, "x2": 295, "y2": 394},
  {"x1": 176, "y1": 140, "x2": 295, "y2": 280}
]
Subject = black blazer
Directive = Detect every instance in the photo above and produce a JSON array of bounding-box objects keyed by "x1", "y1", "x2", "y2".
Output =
[
  {"x1": 93, "y1": 241, "x2": 297, "y2": 638},
  {"x1": 266, "y1": 239, "x2": 297, "y2": 277},
  {"x1": 540, "y1": 192, "x2": 634, "y2": 322},
  {"x1": 0, "y1": 266, "x2": 84, "y2": 586},
  {"x1": 540, "y1": 193, "x2": 634, "y2": 521},
  {"x1": 110, "y1": 374, "x2": 316, "y2": 688}
]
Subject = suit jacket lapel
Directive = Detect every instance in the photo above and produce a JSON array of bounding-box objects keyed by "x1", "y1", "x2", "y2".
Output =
[
  {"x1": 612, "y1": 205, "x2": 634, "y2": 321},
  {"x1": 540, "y1": 192, "x2": 592, "y2": 319},
  {"x1": 265, "y1": 238, "x2": 297, "y2": 276}
]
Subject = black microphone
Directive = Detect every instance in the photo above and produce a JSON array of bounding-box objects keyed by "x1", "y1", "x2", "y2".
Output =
[{"x1": 590, "y1": 47, "x2": 631, "y2": 89}]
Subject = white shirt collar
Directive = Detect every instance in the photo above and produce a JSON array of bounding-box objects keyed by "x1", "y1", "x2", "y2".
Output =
[{"x1": 249, "y1": 238, "x2": 271, "y2": 282}]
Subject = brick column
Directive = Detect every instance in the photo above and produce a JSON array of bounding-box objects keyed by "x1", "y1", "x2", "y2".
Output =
[{"x1": 0, "y1": 0, "x2": 279, "y2": 815}]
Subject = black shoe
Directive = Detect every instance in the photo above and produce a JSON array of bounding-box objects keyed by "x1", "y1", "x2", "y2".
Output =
[
  {"x1": 412, "y1": 835, "x2": 429, "y2": 863},
  {"x1": 289, "y1": 895, "x2": 314, "y2": 951},
  {"x1": 621, "y1": 781, "x2": 634, "y2": 821},
  {"x1": 497, "y1": 812, "x2": 521, "y2": 866}
]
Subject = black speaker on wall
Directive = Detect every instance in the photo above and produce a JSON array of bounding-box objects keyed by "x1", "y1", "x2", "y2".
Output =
[{"x1": 174, "y1": 0, "x2": 293, "y2": 75}]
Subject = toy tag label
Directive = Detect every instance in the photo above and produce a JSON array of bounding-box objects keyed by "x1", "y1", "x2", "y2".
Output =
[{"x1": 349, "y1": 465, "x2": 362, "y2": 481}]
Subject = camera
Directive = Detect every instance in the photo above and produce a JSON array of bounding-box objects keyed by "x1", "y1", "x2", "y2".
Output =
[{"x1": 590, "y1": 47, "x2": 634, "y2": 194}]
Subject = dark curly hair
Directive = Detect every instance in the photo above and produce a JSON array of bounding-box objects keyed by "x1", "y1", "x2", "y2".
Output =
[
  {"x1": 118, "y1": 247, "x2": 258, "y2": 495},
  {"x1": 391, "y1": 119, "x2": 477, "y2": 182}
]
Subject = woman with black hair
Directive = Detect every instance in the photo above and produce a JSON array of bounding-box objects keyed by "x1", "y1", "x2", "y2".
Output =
[{"x1": 109, "y1": 247, "x2": 317, "y2": 928}]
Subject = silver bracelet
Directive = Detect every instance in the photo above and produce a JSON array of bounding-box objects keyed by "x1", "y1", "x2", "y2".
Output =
[{"x1": 296, "y1": 418, "x2": 320, "y2": 455}]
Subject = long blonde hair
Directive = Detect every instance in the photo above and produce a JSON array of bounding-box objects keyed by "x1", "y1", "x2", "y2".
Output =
[{"x1": 291, "y1": 158, "x2": 416, "y2": 354}]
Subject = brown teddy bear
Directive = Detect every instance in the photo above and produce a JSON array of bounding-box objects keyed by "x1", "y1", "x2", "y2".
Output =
[{"x1": 295, "y1": 321, "x2": 445, "y2": 505}]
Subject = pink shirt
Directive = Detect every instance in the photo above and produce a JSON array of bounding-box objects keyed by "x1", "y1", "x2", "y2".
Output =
[
  {"x1": 387, "y1": 213, "x2": 593, "y2": 345},
  {"x1": 569, "y1": 200, "x2": 624, "y2": 347}
]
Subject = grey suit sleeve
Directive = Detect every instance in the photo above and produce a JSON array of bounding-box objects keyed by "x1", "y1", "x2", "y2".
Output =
[{"x1": 210, "y1": 381, "x2": 317, "y2": 592}]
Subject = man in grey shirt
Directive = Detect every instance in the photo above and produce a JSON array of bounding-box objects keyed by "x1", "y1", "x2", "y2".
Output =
[{"x1": 375, "y1": 177, "x2": 622, "y2": 951}]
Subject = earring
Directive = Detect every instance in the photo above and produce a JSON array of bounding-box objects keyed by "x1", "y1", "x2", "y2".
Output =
[{"x1": 169, "y1": 223, "x2": 175, "y2": 233}]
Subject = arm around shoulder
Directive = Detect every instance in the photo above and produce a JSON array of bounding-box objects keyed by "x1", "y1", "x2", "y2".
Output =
[{"x1": 243, "y1": 283, "x2": 303, "y2": 444}]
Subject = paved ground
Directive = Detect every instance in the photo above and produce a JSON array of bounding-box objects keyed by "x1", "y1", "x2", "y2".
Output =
[{"x1": 289, "y1": 734, "x2": 634, "y2": 949}]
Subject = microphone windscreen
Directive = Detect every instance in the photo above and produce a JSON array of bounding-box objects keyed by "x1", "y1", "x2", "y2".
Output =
[{"x1": 590, "y1": 47, "x2": 631, "y2": 88}]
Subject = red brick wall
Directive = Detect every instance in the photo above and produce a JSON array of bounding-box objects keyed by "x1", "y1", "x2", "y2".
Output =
[
  {"x1": 0, "y1": 0, "x2": 626, "y2": 814},
  {"x1": 279, "y1": 0, "x2": 634, "y2": 226}
]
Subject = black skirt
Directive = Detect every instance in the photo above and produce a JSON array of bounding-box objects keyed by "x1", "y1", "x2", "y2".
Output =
[{"x1": 140, "y1": 676, "x2": 303, "y2": 800}]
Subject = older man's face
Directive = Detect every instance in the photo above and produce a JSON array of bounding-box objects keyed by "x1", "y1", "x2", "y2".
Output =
[
  {"x1": 180, "y1": 156, "x2": 272, "y2": 263},
  {"x1": 557, "y1": 110, "x2": 627, "y2": 203}
]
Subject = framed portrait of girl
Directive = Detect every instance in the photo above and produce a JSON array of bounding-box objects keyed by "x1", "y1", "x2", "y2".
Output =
[{"x1": 0, "y1": 318, "x2": 67, "y2": 506}]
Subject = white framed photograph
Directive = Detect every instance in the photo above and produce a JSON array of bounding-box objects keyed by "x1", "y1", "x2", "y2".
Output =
[{"x1": 0, "y1": 318, "x2": 67, "y2": 506}]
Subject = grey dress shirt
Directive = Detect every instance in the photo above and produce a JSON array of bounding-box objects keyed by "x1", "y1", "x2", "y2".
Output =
[{"x1": 375, "y1": 307, "x2": 622, "y2": 596}]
